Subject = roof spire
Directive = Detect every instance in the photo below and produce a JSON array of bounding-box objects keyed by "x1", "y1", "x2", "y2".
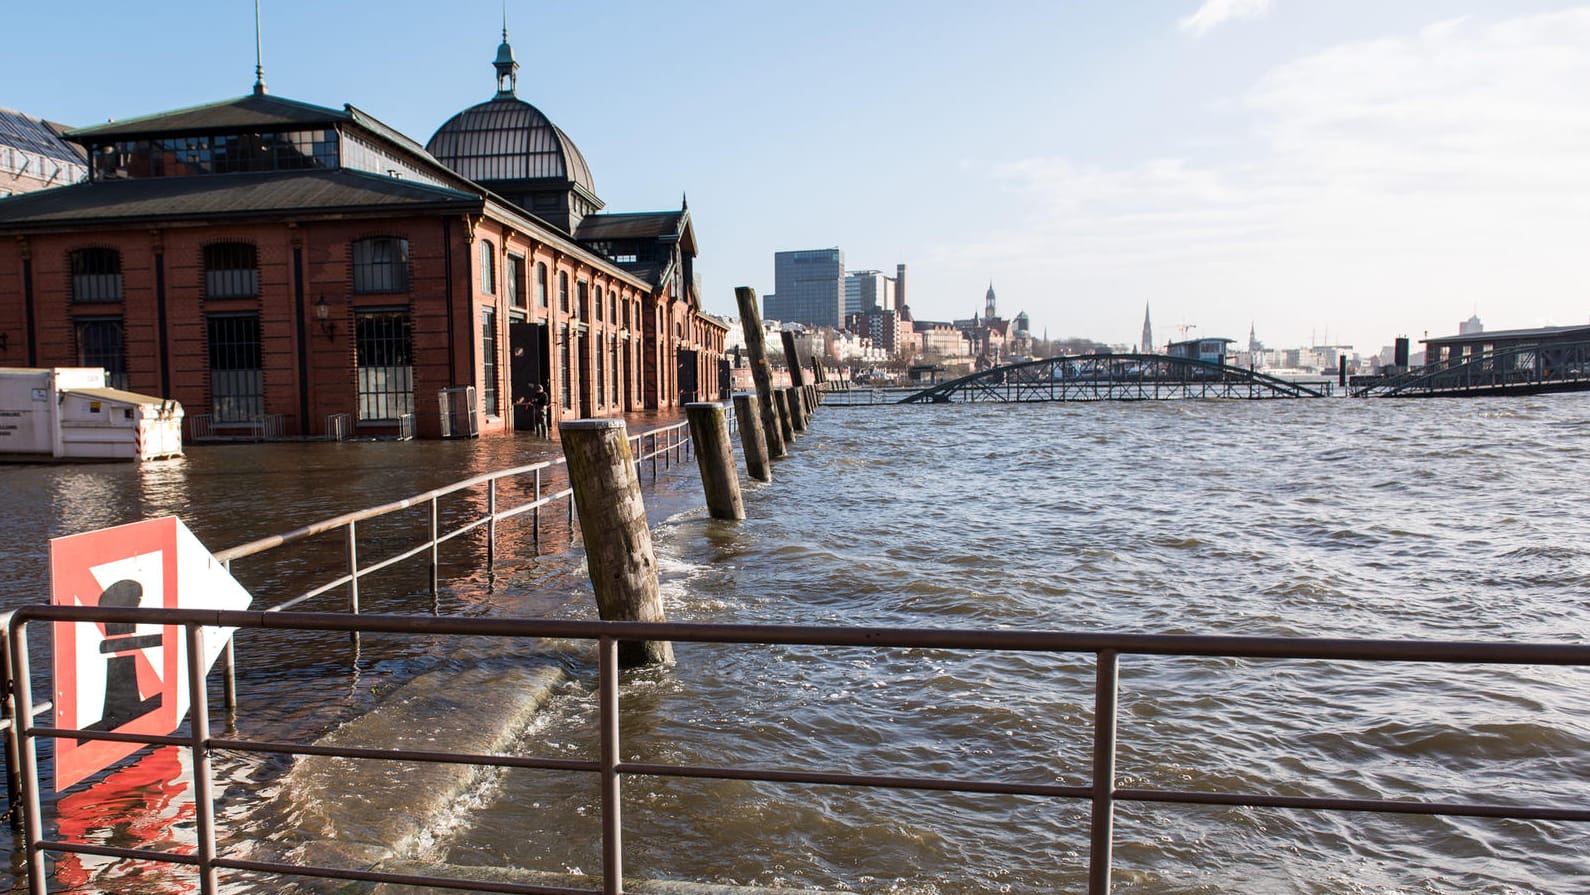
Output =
[
  {"x1": 493, "y1": 4, "x2": 519, "y2": 97},
  {"x1": 252, "y1": 0, "x2": 268, "y2": 95}
]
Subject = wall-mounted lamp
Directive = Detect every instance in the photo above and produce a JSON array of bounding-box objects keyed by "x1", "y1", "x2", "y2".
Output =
[{"x1": 314, "y1": 296, "x2": 336, "y2": 341}]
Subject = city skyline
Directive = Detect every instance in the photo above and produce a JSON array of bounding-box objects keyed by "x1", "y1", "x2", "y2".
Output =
[{"x1": 5, "y1": 1, "x2": 1587, "y2": 352}]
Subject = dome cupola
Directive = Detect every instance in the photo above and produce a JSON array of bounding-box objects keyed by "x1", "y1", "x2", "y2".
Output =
[{"x1": 426, "y1": 31, "x2": 604, "y2": 233}]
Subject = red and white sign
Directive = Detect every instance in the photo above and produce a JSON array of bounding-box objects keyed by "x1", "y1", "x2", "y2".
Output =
[{"x1": 50, "y1": 516, "x2": 252, "y2": 791}]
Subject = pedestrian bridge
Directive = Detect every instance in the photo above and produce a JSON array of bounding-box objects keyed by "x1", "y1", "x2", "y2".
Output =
[
  {"x1": 1352, "y1": 339, "x2": 1590, "y2": 397},
  {"x1": 899, "y1": 353, "x2": 1329, "y2": 404}
]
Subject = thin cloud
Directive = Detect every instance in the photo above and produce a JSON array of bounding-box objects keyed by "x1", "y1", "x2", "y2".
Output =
[
  {"x1": 968, "y1": 8, "x2": 1590, "y2": 347},
  {"x1": 1180, "y1": 0, "x2": 1272, "y2": 37}
]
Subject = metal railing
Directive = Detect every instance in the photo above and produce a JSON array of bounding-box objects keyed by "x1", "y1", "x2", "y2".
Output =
[
  {"x1": 213, "y1": 417, "x2": 695, "y2": 617},
  {"x1": 1352, "y1": 339, "x2": 1590, "y2": 397},
  {"x1": 6, "y1": 607, "x2": 1588, "y2": 895},
  {"x1": 0, "y1": 416, "x2": 700, "y2": 831},
  {"x1": 187, "y1": 413, "x2": 287, "y2": 442},
  {"x1": 325, "y1": 412, "x2": 352, "y2": 441}
]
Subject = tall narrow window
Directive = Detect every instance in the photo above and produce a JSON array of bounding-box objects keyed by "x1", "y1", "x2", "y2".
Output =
[
  {"x1": 596, "y1": 333, "x2": 605, "y2": 405},
  {"x1": 558, "y1": 271, "x2": 569, "y2": 313},
  {"x1": 560, "y1": 326, "x2": 572, "y2": 409},
  {"x1": 207, "y1": 314, "x2": 264, "y2": 422},
  {"x1": 203, "y1": 243, "x2": 259, "y2": 298},
  {"x1": 506, "y1": 255, "x2": 525, "y2": 309},
  {"x1": 352, "y1": 237, "x2": 409, "y2": 293},
  {"x1": 480, "y1": 240, "x2": 496, "y2": 294},
  {"x1": 481, "y1": 307, "x2": 499, "y2": 416},
  {"x1": 536, "y1": 262, "x2": 548, "y2": 308},
  {"x1": 609, "y1": 291, "x2": 617, "y2": 324},
  {"x1": 577, "y1": 281, "x2": 589, "y2": 322},
  {"x1": 611, "y1": 341, "x2": 620, "y2": 408},
  {"x1": 75, "y1": 318, "x2": 127, "y2": 389},
  {"x1": 355, "y1": 310, "x2": 414, "y2": 421},
  {"x1": 595, "y1": 286, "x2": 604, "y2": 322},
  {"x1": 70, "y1": 248, "x2": 122, "y2": 303}
]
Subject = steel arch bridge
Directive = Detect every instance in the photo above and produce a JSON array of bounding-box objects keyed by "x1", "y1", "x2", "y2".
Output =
[
  {"x1": 899, "y1": 353, "x2": 1329, "y2": 404},
  {"x1": 1352, "y1": 339, "x2": 1590, "y2": 398}
]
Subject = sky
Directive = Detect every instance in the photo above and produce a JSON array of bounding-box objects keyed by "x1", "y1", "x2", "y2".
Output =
[{"x1": 6, "y1": 0, "x2": 1589, "y2": 352}]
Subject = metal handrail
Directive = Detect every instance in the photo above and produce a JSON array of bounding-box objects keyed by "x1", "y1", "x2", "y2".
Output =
[
  {"x1": 6, "y1": 605, "x2": 1588, "y2": 895},
  {"x1": 0, "y1": 416, "x2": 704, "y2": 835}
]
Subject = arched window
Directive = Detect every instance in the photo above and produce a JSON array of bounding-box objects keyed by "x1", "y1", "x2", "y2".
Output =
[
  {"x1": 558, "y1": 271, "x2": 569, "y2": 313},
  {"x1": 594, "y1": 285, "x2": 604, "y2": 322},
  {"x1": 480, "y1": 240, "x2": 496, "y2": 294},
  {"x1": 69, "y1": 248, "x2": 122, "y2": 303},
  {"x1": 535, "y1": 263, "x2": 548, "y2": 308},
  {"x1": 203, "y1": 242, "x2": 259, "y2": 298},
  {"x1": 352, "y1": 237, "x2": 409, "y2": 293}
]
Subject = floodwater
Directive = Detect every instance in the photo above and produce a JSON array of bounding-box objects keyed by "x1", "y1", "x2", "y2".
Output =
[{"x1": 4, "y1": 397, "x2": 1589, "y2": 893}]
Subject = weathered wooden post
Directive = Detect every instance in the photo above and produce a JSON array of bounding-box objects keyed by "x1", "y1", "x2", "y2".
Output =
[
  {"x1": 773, "y1": 387, "x2": 795, "y2": 444},
  {"x1": 559, "y1": 419, "x2": 673, "y2": 666},
  {"x1": 809, "y1": 356, "x2": 827, "y2": 400},
  {"x1": 732, "y1": 393, "x2": 771, "y2": 482},
  {"x1": 784, "y1": 386, "x2": 807, "y2": 433},
  {"x1": 734, "y1": 286, "x2": 787, "y2": 458},
  {"x1": 685, "y1": 402, "x2": 744, "y2": 520},
  {"x1": 780, "y1": 330, "x2": 808, "y2": 388}
]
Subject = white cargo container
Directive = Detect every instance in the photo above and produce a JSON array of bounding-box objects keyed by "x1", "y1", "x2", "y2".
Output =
[{"x1": 0, "y1": 368, "x2": 183, "y2": 462}]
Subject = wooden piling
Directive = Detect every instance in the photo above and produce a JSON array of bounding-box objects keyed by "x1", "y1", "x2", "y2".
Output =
[
  {"x1": 732, "y1": 393, "x2": 771, "y2": 482},
  {"x1": 685, "y1": 402, "x2": 745, "y2": 520},
  {"x1": 559, "y1": 419, "x2": 673, "y2": 667},
  {"x1": 785, "y1": 386, "x2": 807, "y2": 433},
  {"x1": 773, "y1": 387, "x2": 795, "y2": 444},
  {"x1": 780, "y1": 330, "x2": 808, "y2": 388},
  {"x1": 734, "y1": 287, "x2": 787, "y2": 458}
]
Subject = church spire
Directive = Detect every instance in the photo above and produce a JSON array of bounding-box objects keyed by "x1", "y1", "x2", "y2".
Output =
[
  {"x1": 985, "y1": 280, "x2": 997, "y2": 320},
  {"x1": 1142, "y1": 304, "x2": 1154, "y2": 354},
  {"x1": 493, "y1": 9, "x2": 519, "y2": 97}
]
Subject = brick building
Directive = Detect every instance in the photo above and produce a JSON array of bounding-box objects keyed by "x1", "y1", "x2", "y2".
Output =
[{"x1": 0, "y1": 33, "x2": 725, "y2": 440}]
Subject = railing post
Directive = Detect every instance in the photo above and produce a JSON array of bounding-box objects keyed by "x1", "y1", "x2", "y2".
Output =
[
  {"x1": 185, "y1": 626, "x2": 219, "y2": 895},
  {"x1": 345, "y1": 521, "x2": 360, "y2": 644},
  {"x1": 2, "y1": 611, "x2": 21, "y2": 832},
  {"x1": 220, "y1": 562, "x2": 238, "y2": 713},
  {"x1": 8, "y1": 619, "x2": 47, "y2": 894},
  {"x1": 487, "y1": 477, "x2": 498, "y2": 569},
  {"x1": 1089, "y1": 650, "x2": 1120, "y2": 895},
  {"x1": 430, "y1": 496, "x2": 441, "y2": 594},
  {"x1": 599, "y1": 635, "x2": 623, "y2": 895},
  {"x1": 533, "y1": 468, "x2": 543, "y2": 547},
  {"x1": 220, "y1": 639, "x2": 237, "y2": 717}
]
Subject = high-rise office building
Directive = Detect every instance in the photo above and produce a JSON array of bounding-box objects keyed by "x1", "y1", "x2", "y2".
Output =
[
  {"x1": 845, "y1": 269, "x2": 897, "y2": 316},
  {"x1": 767, "y1": 248, "x2": 845, "y2": 327}
]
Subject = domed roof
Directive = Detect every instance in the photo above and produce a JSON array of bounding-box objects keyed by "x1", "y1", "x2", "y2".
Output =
[{"x1": 425, "y1": 96, "x2": 595, "y2": 195}]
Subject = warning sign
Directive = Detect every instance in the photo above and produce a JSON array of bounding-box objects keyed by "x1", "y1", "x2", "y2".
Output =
[{"x1": 50, "y1": 516, "x2": 252, "y2": 791}]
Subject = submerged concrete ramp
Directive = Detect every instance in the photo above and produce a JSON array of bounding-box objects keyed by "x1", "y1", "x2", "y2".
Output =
[
  {"x1": 372, "y1": 862, "x2": 823, "y2": 895},
  {"x1": 257, "y1": 659, "x2": 832, "y2": 895},
  {"x1": 265, "y1": 663, "x2": 566, "y2": 870}
]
